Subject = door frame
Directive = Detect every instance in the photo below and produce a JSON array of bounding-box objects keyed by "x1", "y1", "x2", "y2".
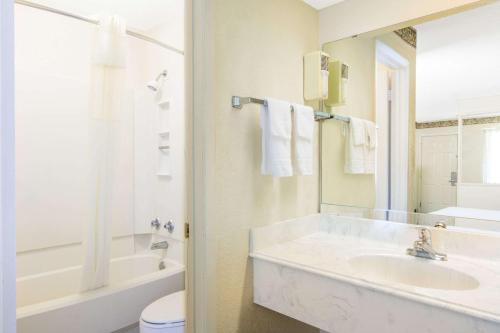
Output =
[
  {"x1": 416, "y1": 130, "x2": 458, "y2": 213},
  {"x1": 191, "y1": 0, "x2": 216, "y2": 332},
  {"x1": 0, "y1": 0, "x2": 16, "y2": 332},
  {"x1": 375, "y1": 40, "x2": 410, "y2": 211}
]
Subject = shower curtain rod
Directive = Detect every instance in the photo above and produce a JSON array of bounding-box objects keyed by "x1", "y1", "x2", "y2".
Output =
[{"x1": 15, "y1": 0, "x2": 185, "y2": 56}]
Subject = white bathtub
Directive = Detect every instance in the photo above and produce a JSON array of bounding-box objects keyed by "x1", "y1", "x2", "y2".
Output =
[{"x1": 17, "y1": 254, "x2": 185, "y2": 333}]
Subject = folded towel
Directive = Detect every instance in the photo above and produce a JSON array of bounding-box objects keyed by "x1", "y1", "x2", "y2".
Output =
[
  {"x1": 350, "y1": 117, "x2": 366, "y2": 146},
  {"x1": 344, "y1": 120, "x2": 366, "y2": 174},
  {"x1": 292, "y1": 103, "x2": 314, "y2": 175},
  {"x1": 260, "y1": 98, "x2": 293, "y2": 177},
  {"x1": 345, "y1": 117, "x2": 376, "y2": 174},
  {"x1": 364, "y1": 143, "x2": 376, "y2": 174}
]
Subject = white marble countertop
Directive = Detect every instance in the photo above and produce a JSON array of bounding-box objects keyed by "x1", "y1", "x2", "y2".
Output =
[{"x1": 250, "y1": 215, "x2": 500, "y2": 324}]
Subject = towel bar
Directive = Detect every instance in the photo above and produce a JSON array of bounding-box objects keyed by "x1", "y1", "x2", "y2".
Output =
[{"x1": 231, "y1": 95, "x2": 350, "y2": 122}]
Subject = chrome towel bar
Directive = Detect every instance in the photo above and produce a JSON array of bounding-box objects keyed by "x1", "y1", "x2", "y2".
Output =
[{"x1": 231, "y1": 96, "x2": 350, "y2": 122}]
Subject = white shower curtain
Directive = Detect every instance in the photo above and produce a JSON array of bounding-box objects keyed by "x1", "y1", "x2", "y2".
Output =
[{"x1": 81, "y1": 15, "x2": 128, "y2": 291}]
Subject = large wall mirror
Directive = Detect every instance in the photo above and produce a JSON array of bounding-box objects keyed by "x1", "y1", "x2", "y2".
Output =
[{"x1": 320, "y1": 1, "x2": 500, "y2": 233}]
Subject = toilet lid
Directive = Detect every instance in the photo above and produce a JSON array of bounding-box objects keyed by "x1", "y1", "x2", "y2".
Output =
[{"x1": 141, "y1": 290, "x2": 185, "y2": 325}]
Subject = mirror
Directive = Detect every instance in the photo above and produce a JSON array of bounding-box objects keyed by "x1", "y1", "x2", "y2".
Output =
[
  {"x1": 320, "y1": 1, "x2": 500, "y2": 233},
  {"x1": 461, "y1": 116, "x2": 500, "y2": 184}
]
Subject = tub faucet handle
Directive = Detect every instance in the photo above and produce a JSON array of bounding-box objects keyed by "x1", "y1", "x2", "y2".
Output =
[
  {"x1": 151, "y1": 218, "x2": 161, "y2": 230},
  {"x1": 164, "y1": 220, "x2": 175, "y2": 233}
]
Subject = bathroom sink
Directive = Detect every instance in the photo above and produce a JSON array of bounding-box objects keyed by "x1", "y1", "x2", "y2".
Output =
[{"x1": 348, "y1": 254, "x2": 479, "y2": 291}]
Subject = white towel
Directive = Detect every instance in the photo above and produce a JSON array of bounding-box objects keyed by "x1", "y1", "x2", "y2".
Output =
[
  {"x1": 365, "y1": 120, "x2": 377, "y2": 149},
  {"x1": 345, "y1": 120, "x2": 366, "y2": 174},
  {"x1": 364, "y1": 141, "x2": 376, "y2": 174},
  {"x1": 344, "y1": 117, "x2": 376, "y2": 174},
  {"x1": 350, "y1": 117, "x2": 366, "y2": 146},
  {"x1": 364, "y1": 120, "x2": 377, "y2": 173},
  {"x1": 292, "y1": 104, "x2": 314, "y2": 175},
  {"x1": 260, "y1": 98, "x2": 293, "y2": 177}
]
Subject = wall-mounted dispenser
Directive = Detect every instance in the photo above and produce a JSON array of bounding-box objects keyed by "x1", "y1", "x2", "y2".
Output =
[
  {"x1": 303, "y1": 51, "x2": 330, "y2": 101},
  {"x1": 325, "y1": 60, "x2": 349, "y2": 107}
]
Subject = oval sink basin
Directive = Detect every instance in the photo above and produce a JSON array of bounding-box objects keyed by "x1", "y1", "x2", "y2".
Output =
[{"x1": 348, "y1": 254, "x2": 479, "y2": 291}]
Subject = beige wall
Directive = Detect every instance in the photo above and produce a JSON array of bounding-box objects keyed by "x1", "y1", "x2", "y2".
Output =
[
  {"x1": 212, "y1": 0, "x2": 319, "y2": 332},
  {"x1": 319, "y1": 0, "x2": 491, "y2": 44},
  {"x1": 321, "y1": 32, "x2": 416, "y2": 210}
]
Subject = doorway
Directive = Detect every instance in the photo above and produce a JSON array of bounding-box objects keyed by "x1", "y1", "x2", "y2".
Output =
[{"x1": 375, "y1": 41, "x2": 410, "y2": 212}]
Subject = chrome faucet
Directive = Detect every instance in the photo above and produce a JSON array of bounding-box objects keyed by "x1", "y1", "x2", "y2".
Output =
[
  {"x1": 151, "y1": 240, "x2": 169, "y2": 250},
  {"x1": 406, "y1": 228, "x2": 447, "y2": 261}
]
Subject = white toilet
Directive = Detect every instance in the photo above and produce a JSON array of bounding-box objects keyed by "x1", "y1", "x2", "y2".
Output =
[{"x1": 140, "y1": 290, "x2": 185, "y2": 333}]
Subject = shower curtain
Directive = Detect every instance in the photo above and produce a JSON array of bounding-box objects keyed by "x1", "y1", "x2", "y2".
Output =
[{"x1": 81, "y1": 15, "x2": 128, "y2": 291}]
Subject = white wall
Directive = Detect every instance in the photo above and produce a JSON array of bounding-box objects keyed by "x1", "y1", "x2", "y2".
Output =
[
  {"x1": 1, "y1": 0, "x2": 16, "y2": 331},
  {"x1": 416, "y1": 2, "x2": 500, "y2": 122},
  {"x1": 15, "y1": 2, "x2": 185, "y2": 276}
]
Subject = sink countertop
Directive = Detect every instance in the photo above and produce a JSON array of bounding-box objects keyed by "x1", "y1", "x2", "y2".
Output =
[{"x1": 250, "y1": 215, "x2": 500, "y2": 324}]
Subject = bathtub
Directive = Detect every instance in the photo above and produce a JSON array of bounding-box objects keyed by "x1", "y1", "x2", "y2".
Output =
[{"x1": 17, "y1": 254, "x2": 185, "y2": 333}]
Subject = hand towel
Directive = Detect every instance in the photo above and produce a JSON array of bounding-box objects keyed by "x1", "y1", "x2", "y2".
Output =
[
  {"x1": 344, "y1": 117, "x2": 376, "y2": 174},
  {"x1": 260, "y1": 98, "x2": 292, "y2": 177},
  {"x1": 292, "y1": 103, "x2": 314, "y2": 175},
  {"x1": 350, "y1": 117, "x2": 366, "y2": 146},
  {"x1": 344, "y1": 119, "x2": 366, "y2": 174}
]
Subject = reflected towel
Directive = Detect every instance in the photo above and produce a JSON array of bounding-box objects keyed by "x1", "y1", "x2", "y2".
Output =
[
  {"x1": 345, "y1": 117, "x2": 376, "y2": 174},
  {"x1": 350, "y1": 117, "x2": 366, "y2": 146}
]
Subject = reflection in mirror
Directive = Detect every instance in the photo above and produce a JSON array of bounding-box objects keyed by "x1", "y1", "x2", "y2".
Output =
[
  {"x1": 462, "y1": 116, "x2": 500, "y2": 184},
  {"x1": 320, "y1": 1, "x2": 500, "y2": 233}
]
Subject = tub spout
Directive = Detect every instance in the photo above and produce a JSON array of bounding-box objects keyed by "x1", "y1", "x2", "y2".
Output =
[{"x1": 151, "y1": 240, "x2": 169, "y2": 250}]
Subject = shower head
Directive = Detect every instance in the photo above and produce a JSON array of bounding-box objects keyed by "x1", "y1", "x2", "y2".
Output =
[{"x1": 147, "y1": 70, "x2": 168, "y2": 92}]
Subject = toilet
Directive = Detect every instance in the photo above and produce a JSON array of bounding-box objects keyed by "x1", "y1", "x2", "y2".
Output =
[{"x1": 140, "y1": 290, "x2": 185, "y2": 333}]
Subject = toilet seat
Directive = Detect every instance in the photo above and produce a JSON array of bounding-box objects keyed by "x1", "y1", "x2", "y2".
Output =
[
  {"x1": 140, "y1": 320, "x2": 184, "y2": 329},
  {"x1": 140, "y1": 290, "x2": 185, "y2": 328}
]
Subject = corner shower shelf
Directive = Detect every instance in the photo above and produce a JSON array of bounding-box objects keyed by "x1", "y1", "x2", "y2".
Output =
[
  {"x1": 156, "y1": 98, "x2": 172, "y2": 177},
  {"x1": 157, "y1": 173, "x2": 172, "y2": 177}
]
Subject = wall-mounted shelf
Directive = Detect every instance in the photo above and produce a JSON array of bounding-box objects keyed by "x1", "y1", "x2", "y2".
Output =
[{"x1": 158, "y1": 131, "x2": 170, "y2": 137}]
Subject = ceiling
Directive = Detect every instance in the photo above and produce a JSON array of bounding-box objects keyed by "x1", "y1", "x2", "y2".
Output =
[
  {"x1": 304, "y1": 0, "x2": 345, "y2": 10},
  {"x1": 32, "y1": 0, "x2": 181, "y2": 32},
  {"x1": 31, "y1": 0, "x2": 343, "y2": 30}
]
